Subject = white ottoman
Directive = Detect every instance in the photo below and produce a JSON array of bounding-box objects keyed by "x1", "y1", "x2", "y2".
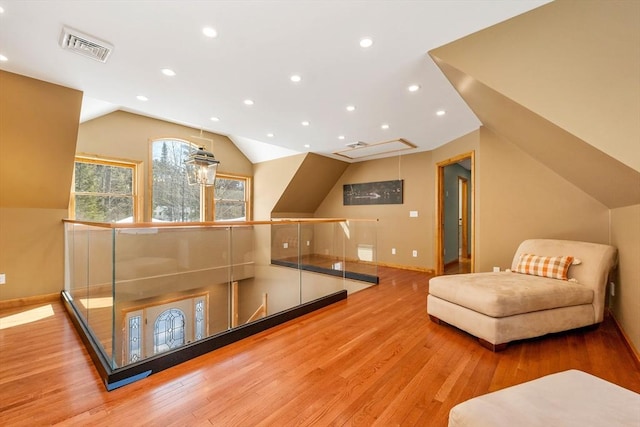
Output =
[{"x1": 449, "y1": 370, "x2": 640, "y2": 427}]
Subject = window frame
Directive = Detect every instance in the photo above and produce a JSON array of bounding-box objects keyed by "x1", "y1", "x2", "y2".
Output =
[
  {"x1": 148, "y1": 138, "x2": 204, "y2": 222},
  {"x1": 213, "y1": 173, "x2": 252, "y2": 222},
  {"x1": 148, "y1": 138, "x2": 251, "y2": 222},
  {"x1": 70, "y1": 154, "x2": 142, "y2": 222}
]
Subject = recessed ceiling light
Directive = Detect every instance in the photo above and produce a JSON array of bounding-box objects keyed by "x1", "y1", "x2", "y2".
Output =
[
  {"x1": 346, "y1": 105, "x2": 356, "y2": 112},
  {"x1": 161, "y1": 68, "x2": 176, "y2": 77},
  {"x1": 244, "y1": 99, "x2": 254, "y2": 106},
  {"x1": 436, "y1": 110, "x2": 446, "y2": 116},
  {"x1": 304, "y1": 144, "x2": 311, "y2": 148},
  {"x1": 338, "y1": 135, "x2": 345, "y2": 140},
  {"x1": 0, "y1": 54, "x2": 7, "y2": 62},
  {"x1": 136, "y1": 95, "x2": 148, "y2": 101},
  {"x1": 267, "y1": 133, "x2": 274, "y2": 138},
  {"x1": 202, "y1": 27, "x2": 218, "y2": 38},
  {"x1": 381, "y1": 123, "x2": 390, "y2": 129},
  {"x1": 210, "y1": 116, "x2": 220, "y2": 122},
  {"x1": 408, "y1": 84, "x2": 421, "y2": 92},
  {"x1": 301, "y1": 121, "x2": 310, "y2": 126},
  {"x1": 360, "y1": 37, "x2": 373, "y2": 48},
  {"x1": 290, "y1": 74, "x2": 302, "y2": 83}
]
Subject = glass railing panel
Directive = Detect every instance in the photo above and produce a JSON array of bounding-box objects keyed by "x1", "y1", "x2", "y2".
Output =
[
  {"x1": 64, "y1": 218, "x2": 377, "y2": 373},
  {"x1": 300, "y1": 268, "x2": 345, "y2": 304},
  {"x1": 113, "y1": 226, "x2": 232, "y2": 367},
  {"x1": 240, "y1": 223, "x2": 302, "y2": 323},
  {"x1": 64, "y1": 223, "x2": 88, "y2": 321},
  {"x1": 238, "y1": 261, "x2": 302, "y2": 325},
  {"x1": 230, "y1": 225, "x2": 259, "y2": 326},
  {"x1": 64, "y1": 223, "x2": 115, "y2": 363},
  {"x1": 299, "y1": 221, "x2": 345, "y2": 303},
  {"x1": 270, "y1": 223, "x2": 301, "y2": 268},
  {"x1": 344, "y1": 219, "x2": 378, "y2": 279}
]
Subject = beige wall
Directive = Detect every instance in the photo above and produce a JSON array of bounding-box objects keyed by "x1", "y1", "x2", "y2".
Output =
[
  {"x1": 0, "y1": 71, "x2": 82, "y2": 301},
  {"x1": 475, "y1": 127, "x2": 610, "y2": 271},
  {"x1": 77, "y1": 111, "x2": 253, "y2": 221},
  {"x1": 610, "y1": 204, "x2": 640, "y2": 354},
  {"x1": 0, "y1": 208, "x2": 70, "y2": 300},
  {"x1": 430, "y1": 0, "x2": 640, "y2": 173},
  {"x1": 316, "y1": 152, "x2": 431, "y2": 270},
  {"x1": 315, "y1": 131, "x2": 479, "y2": 271},
  {"x1": 429, "y1": 58, "x2": 640, "y2": 209},
  {"x1": 253, "y1": 154, "x2": 306, "y2": 221},
  {"x1": 272, "y1": 153, "x2": 349, "y2": 216},
  {"x1": 0, "y1": 71, "x2": 82, "y2": 209}
]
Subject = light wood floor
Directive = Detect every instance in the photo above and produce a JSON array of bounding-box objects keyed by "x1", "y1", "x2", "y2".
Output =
[
  {"x1": 443, "y1": 258, "x2": 471, "y2": 275},
  {"x1": 1, "y1": 267, "x2": 639, "y2": 426}
]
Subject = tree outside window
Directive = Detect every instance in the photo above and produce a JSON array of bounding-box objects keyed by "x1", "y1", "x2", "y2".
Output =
[
  {"x1": 151, "y1": 139, "x2": 249, "y2": 222},
  {"x1": 71, "y1": 158, "x2": 136, "y2": 222},
  {"x1": 151, "y1": 139, "x2": 200, "y2": 222}
]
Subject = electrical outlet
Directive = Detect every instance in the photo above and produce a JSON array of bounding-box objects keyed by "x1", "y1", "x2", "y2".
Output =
[
  {"x1": 409, "y1": 210, "x2": 418, "y2": 218},
  {"x1": 283, "y1": 242, "x2": 288, "y2": 249},
  {"x1": 0, "y1": 273, "x2": 5, "y2": 285},
  {"x1": 391, "y1": 248, "x2": 396, "y2": 255},
  {"x1": 306, "y1": 240, "x2": 310, "y2": 246},
  {"x1": 412, "y1": 250, "x2": 418, "y2": 257},
  {"x1": 610, "y1": 281, "x2": 615, "y2": 296}
]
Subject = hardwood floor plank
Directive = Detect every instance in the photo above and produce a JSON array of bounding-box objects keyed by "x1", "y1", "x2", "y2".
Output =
[{"x1": 1, "y1": 266, "x2": 639, "y2": 426}]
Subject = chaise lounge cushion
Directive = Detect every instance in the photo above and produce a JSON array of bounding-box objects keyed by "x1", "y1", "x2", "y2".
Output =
[
  {"x1": 427, "y1": 239, "x2": 617, "y2": 348},
  {"x1": 429, "y1": 272, "x2": 593, "y2": 318}
]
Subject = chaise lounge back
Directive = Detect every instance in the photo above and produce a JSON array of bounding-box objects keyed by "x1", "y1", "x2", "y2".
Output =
[{"x1": 427, "y1": 239, "x2": 618, "y2": 350}]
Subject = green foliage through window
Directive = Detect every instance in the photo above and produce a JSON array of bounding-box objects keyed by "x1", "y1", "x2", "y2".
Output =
[
  {"x1": 152, "y1": 139, "x2": 201, "y2": 222},
  {"x1": 72, "y1": 160, "x2": 135, "y2": 222}
]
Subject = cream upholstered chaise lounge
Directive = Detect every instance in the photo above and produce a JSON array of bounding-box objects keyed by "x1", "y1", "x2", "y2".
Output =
[{"x1": 427, "y1": 239, "x2": 618, "y2": 351}]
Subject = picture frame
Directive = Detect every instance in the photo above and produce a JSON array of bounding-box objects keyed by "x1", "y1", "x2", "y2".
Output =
[{"x1": 343, "y1": 179, "x2": 403, "y2": 205}]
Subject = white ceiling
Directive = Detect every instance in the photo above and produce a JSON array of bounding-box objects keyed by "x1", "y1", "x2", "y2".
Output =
[{"x1": 0, "y1": 0, "x2": 549, "y2": 163}]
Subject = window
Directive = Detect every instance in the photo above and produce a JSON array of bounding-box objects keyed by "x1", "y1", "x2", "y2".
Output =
[
  {"x1": 70, "y1": 157, "x2": 137, "y2": 222},
  {"x1": 214, "y1": 175, "x2": 249, "y2": 221},
  {"x1": 153, "y1": 308, "x2": 186, "y2": 355},
  {"x1": 151, "y1": 139, "x2": 250, "y2": 222},
  {"x1": 151, "y1": 139, "x2": 201, "y2": 222}
]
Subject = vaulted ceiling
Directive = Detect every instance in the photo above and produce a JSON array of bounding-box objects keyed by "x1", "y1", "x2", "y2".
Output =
[{"x1": 0, "y1": 0, "x2": 549, "y2": 163}]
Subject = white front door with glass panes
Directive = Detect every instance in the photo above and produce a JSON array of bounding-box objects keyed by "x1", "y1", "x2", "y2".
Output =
[{"x1": 124, "y1": 295, "x2": 207, "y2": 364}]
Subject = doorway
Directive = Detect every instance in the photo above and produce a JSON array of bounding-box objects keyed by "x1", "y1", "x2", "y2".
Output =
[{"x1": 436, "y1": 152, "x2": 474, "y2": 275}]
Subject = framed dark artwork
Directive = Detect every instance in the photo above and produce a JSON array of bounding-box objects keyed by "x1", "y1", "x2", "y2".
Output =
[{"x1": 343, "y1": 180, "x2": 403, "y2": 205}]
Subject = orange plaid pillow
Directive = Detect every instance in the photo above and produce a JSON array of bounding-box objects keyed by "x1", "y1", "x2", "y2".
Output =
[{"x1": 514, "y1": 253, "x2": 574, "y2": 281}]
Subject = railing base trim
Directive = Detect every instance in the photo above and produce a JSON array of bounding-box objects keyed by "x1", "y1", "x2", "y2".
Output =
[{"x1": 62, "y1": 289, "x2": 347, "y2": 391}]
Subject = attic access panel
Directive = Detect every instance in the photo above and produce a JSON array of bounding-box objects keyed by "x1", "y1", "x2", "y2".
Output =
[{"x1": 334, "y1": 138, "x2": 416, "y2": 160}]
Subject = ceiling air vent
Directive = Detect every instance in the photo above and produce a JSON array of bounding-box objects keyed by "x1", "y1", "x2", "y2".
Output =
[
  {"x1": 346, "y1": 141, "x2": 368, "y2": 149},
  {"x1": 334, "y1": 138, "x2": 416, "y2": 160},
  {"x1": 59, "y1": 26, "x2": 113, "y2": 63}
]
